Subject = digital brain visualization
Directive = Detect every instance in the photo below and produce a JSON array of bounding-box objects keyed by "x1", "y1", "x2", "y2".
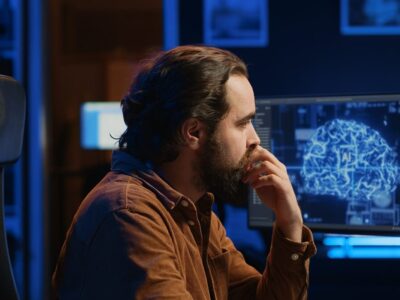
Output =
[{"x1": 301, "y1": 119, "x2": 399, "y2": 204}]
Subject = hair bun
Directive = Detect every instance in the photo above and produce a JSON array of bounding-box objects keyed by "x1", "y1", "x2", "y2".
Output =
[{"x1": 121, "y1": 93, "x2": 144, "y2": 125}]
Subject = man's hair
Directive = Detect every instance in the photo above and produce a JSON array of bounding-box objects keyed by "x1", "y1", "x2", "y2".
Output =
[{"x1": 118, "y1": 45, "x2": 248, "y2": 165}]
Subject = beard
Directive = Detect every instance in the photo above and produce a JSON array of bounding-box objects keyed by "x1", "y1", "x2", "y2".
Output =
[{"x1": 194, "y1": 134, "x2": 254, "y2": 206}]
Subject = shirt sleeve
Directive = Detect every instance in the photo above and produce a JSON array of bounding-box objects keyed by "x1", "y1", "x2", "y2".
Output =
[
  {"x1": 81, "y1": 208, "x2": 195, "y2": 300},
  {"x1": 217, "y1": 219, "x2": 317, "y2": 300}
]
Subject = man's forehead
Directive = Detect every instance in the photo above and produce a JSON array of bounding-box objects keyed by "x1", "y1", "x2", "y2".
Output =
[{"x1": 225, "y1": 75, "x2": 256, "y2": 118}]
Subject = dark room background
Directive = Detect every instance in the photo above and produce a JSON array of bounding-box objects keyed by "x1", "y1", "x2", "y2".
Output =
[{"x1": 1, "y1": 0, "x2": 400, "y2": 299}]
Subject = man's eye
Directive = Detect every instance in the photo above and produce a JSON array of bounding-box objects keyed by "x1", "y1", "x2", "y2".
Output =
[{"x1": 239, "y1": 120, "x2": 251, "y2": 127}]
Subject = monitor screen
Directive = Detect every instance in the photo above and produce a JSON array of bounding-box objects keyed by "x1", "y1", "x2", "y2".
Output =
[
  {"x1": 249, "y1": 95, "x2": 400, "y2": 234},
  {"x1": 80, "y1": 102, "x2": 126, "y2": 150}
]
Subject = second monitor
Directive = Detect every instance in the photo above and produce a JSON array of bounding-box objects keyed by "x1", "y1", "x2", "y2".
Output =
[{"x1": 249, "y1": 94, "x2": 400, "y2": 234}]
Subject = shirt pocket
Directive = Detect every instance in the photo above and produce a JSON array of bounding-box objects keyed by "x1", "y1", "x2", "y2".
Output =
[{"x1": 208, "y1": 250, "x2": 231, "y2": 300}]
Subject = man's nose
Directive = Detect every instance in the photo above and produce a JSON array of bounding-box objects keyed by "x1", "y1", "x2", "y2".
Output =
[{"x1": 247, "y1": 123, "x2": 260, "y2": 148}]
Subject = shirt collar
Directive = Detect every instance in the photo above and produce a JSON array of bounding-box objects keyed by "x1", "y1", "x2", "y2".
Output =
[{"x1": 111, "y1": 150, "x2": 204, "y2": 210}]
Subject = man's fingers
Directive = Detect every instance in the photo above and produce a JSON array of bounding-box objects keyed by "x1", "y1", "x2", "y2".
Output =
[
  {"x1": 248, "y1": 146, "x2": 286, "y2": 171},
  {"x1": 250, "y1": 174, "x2": 282, "y2": 189},
  {"x1": 243, "y1": 160, "x2": 287, "y2": 184}
]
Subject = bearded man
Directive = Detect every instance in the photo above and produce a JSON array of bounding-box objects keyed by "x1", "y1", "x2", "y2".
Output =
[{"x1": 53, "y1": 45, "x2": 317, "y2": 300}]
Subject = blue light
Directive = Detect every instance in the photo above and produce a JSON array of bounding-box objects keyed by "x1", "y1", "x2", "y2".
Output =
[
  {"x1": 323, "y1": 236, "x2": 347, "y2": 246},
  {"x1": 324, "y1": 235, "x2": 400, "y2": 259},
  {"x1": 328, "y1": 247, "x2": 400, "y2": 259},
  {"x1": 27, "y1": 0, "x2": 47, "y2": 298},
  {"x1": 324, "y1": 235, "x2": 400, "y2": 246},
  {"x1": 163, "y1": 0, "x2": 179, "y2": 50},
  {"x1": 347, "y1": 236, "x2": 400, "y2": 246}
]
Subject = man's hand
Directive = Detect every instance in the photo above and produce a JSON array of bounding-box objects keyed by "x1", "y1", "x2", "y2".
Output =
[{"x1": 243, "y1": 146, "x2": 303, "y2": 242}]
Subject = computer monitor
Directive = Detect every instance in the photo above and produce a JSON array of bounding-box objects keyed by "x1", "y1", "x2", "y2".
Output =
[
  {"x1": 249, "y1": 94, "x2": 400, "y2": 234},
  {"x1": 80, "y1": 102, "x2": 125, "y2": 150}
]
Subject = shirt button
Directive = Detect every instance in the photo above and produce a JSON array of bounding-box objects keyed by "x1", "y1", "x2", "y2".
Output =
[
  {"x1": 181, "y1": 200, "x2": 189, "y2": 207},
  {"x1": 188, "y1": 220, "x2": 195, "y2": 226},
  {"x1": 291, "y1": 253, "x2": 300, "y2": 261}
]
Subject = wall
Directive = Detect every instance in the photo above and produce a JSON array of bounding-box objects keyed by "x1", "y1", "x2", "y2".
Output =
[{"x1": 48, "y1": 1, "x2": 163, "y2": 298}]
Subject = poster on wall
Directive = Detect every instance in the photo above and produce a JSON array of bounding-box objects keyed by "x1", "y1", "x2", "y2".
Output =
[
  {"x1": 341, "y1": 0, "x2": 400, "y2": 35},
  {"x1": 203, "y1": 0, "x2": 268, "y2": 47}
]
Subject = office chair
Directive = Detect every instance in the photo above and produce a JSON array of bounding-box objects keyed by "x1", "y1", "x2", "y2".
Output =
[{"x1": 0, "y1": 75, "x2": 25, "y2": 300}]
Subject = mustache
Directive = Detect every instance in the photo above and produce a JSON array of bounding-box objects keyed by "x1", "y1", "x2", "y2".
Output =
[
  {"x1": 230, "y1": 147, "x2": 256, "y2": 182},
  {"x1": 237, "y1": 144, "x2": 257, "y2": 174}
]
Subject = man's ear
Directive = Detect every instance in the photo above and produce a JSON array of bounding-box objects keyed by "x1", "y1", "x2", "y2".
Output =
[{"x1": 181, "y1": 118, "x2": 207, "y2": 150}]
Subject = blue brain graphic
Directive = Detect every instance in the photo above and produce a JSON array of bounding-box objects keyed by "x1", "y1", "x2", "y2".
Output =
[{"x1": 301, "y1": 119, "x2": 399, "y2": 202}]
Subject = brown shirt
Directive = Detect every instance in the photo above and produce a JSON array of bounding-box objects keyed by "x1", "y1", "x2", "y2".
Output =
[{"x1": 53, "y1": 151, "x2": 317, "y2": 300}]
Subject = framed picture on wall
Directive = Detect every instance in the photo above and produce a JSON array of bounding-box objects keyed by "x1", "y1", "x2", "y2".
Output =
[
  {"x1": 203, "y1": 0, "x2": 268, "y2": 47},
  {"x1": 341, "y1": 0, "x2": 400, "y2": 35}
]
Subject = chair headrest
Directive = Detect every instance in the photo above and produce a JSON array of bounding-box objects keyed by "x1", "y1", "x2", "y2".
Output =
[{"x1": 0, "y1": 75, "x2": 26, "y2": 165}]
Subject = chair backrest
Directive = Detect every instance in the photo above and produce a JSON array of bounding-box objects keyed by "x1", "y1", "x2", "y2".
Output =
[
  {"x1": 0, "y1": 75, "x2": 25, "y2": 300},
  {"x1": 0, "y1": 75, "x2": 26, "y2": 164}
]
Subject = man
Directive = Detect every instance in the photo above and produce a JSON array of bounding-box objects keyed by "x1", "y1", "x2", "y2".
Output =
[{"x1": 53, "y1": 45, "x2": 317, "y2": 299}]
